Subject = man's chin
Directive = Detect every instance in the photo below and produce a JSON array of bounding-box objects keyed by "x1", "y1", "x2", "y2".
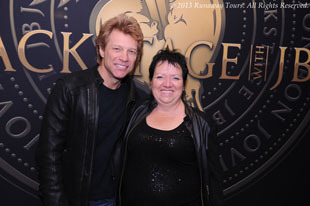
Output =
[
  {"x1": 114, "y1": 74, "x2": 128, "y2": 80},
  {"x1": 114, "y1": 71, "x2": 132, "y2": 79}
]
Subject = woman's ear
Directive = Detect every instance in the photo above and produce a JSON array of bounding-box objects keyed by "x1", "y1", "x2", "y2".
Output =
[{"x1": 150, "y1": 80, "x2": 153, "y2": 88}]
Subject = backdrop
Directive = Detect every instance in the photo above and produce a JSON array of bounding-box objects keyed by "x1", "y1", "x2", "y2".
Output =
[{"x1": 0, "y1": 0, "x2": 309, "y2": 205}]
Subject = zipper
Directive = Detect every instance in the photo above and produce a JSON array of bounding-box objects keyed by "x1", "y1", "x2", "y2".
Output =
[
  {"x1": 117, "y1": 133, "x2": 128, "y2": 206},
  {"x1": 185, "y1": 113, "x2": 204, "y2": 206},
  {"x1": 206, "y1": 184, "x2": 210, "y2": 203},
  {"x1": 190, "y1": 132, "x2": 205, "y2": 206},
  {"x1": 85, "y1": 80, "x2": 101, "y2": 205}
]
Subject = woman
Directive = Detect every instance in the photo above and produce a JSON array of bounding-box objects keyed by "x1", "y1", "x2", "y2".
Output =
[{"x1": 114, "y1": 49, "x2": 223, "y2": 206}]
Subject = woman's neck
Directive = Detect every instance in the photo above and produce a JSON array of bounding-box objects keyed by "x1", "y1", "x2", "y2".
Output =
[{"x1": 154, "y1": 100, "x2": 185, "y2": 116}]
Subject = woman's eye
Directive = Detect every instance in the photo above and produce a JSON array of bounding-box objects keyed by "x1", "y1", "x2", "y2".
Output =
[{"x1": 172, "y1": 76, "x2": 182, "y2": 80}]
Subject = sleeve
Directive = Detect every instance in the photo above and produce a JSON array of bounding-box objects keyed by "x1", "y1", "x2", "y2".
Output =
[
  {"x1": 205, "y1": 116, "x2": 224, "y2": 206},
  {"x1": 35, "y1": 78, "x2": 70, "y2": 206}
]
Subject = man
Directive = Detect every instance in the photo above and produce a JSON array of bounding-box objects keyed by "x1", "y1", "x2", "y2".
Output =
[{"x1": 35, "y1": 13, "x2": 146, "y2": 206}]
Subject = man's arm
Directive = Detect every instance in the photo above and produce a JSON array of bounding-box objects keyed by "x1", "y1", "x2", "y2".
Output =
[{"x1": 35, "y1": 79, "x2": 71, "y2": 206}]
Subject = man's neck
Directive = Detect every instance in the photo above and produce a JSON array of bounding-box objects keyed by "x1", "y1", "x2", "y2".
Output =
[
  {"x1": 103, "y1": 80, "x2": 121, "y2": 90},
  {"x1": 97, "y1": 66, "x2": 121, "y2": 90}
]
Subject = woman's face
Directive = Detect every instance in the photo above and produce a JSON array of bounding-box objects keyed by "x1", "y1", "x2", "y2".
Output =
[{"x1": 151, "y1": 61, "x2": 184, "y2": 106}]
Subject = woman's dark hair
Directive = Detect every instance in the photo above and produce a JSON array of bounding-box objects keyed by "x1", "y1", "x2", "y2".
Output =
[{"x1": 149, "y1": 49, "x2": 188, "y2": 86}]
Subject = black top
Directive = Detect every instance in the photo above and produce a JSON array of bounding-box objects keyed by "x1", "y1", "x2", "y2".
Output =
[
  {"x1": 121, "y1": 118, "x2": 201, "y2": 206},
  {"x1": 89, "y1": 82, "x2": 129, "y2": 200}
]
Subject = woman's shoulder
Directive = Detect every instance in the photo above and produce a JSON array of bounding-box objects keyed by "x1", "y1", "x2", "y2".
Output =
[
  {"x1": 186, "y1": 104, "x2": 207, "y2": 120},
  {"x1": 186, "y1": 104, "x2": 215, "y2": 128}
]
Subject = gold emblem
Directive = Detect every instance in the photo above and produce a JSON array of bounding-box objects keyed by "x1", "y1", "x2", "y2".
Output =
[{"x1": 90, "y1": 0, "x2": 225, "y2": 109}]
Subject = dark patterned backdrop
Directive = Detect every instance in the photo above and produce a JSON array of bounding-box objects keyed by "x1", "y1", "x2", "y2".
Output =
[{"x1": 1, "y1": 0, "x2": 309, "y2": 205}]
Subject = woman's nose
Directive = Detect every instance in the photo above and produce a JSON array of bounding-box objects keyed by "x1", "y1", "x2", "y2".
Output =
[{"x1": 163, "y1": 77, "x2": 172, "y2": 87}]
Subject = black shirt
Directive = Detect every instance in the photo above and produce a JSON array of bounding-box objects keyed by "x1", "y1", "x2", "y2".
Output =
[
  {"x1": 89, "y1": 82, "x2": 129, "y2": 200},
  {"x1": 121, "y1": 118, "x2": 201, "y2": 206}
]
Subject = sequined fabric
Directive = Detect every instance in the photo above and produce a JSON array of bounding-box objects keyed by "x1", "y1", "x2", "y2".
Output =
[{"x1": 121, "y1": 118, "x2": 201, "y2": 206}]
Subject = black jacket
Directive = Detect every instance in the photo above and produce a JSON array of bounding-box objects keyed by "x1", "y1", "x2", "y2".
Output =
[
  {"x1": 114, "y1": 100, "x2": 223, "y2": 206},
  {"x1": 35, "y1": 66, "x2": 146, "y2": 206}
]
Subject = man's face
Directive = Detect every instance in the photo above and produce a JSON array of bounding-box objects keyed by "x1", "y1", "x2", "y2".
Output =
[{"x1": 99, "y1": 29, "x2": 138, "y2": 82}]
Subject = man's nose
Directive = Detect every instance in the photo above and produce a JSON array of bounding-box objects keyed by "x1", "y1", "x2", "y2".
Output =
[{"x1": 120, "y1": 50, "x2": 129, "y2": 61}]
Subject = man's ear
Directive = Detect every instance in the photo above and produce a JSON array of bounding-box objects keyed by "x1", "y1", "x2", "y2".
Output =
[{"x1": 99, "y1": 46, "x2": 105, "y2": 58}]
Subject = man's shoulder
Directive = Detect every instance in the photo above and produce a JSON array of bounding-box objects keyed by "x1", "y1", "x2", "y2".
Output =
[
  {"x1": 57, "y1": 66, "x2": 100, "y2": 89},
  {"x1": 132, "y1": 78, "x2": 150, "y2": 103},
  {"x1": 63, "y1": 66, "x2": 98, "y2": 81}
]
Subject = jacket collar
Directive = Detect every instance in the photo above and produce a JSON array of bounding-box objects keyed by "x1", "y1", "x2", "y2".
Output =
[
  {"x1": 93, "y1": 66, "x2": 134, "y2": 96},
  {"x1": 93, "y1": 65, "x2": 104, "y2": 87},
  {"x1": 91, "y1": 65, "x2": 137, "y2": 104},
  {"x1": 126, "y1": 76, "x2": 136, "y2": 103}
]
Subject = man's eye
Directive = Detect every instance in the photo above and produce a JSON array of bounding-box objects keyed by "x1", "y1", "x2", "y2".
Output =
[
  {"x1": 113, "y1": 47, "x2": 121, "y2": 51},
  {"x1": 129, "y1": 50, "x2": 137, "y2": 55}
]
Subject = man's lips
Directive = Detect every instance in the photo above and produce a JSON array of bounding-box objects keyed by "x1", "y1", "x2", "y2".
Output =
[{"x1": 115, "y1": 63, "x2": 128, "y2": 69}]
